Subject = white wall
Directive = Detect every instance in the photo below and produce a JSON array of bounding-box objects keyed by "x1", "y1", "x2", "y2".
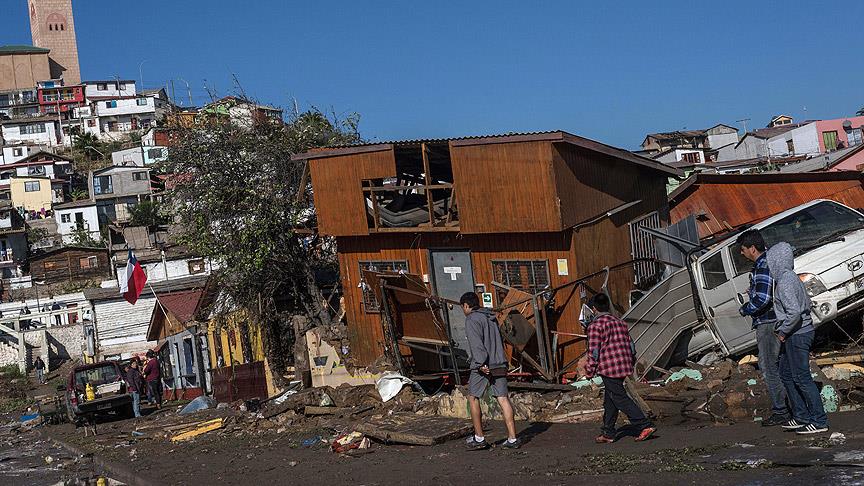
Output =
[
  {"x1": 707, "y1": 132, "x2": 739, "y2": 150},
  {"x1": 84, "y1": 82, "x2": 137, "y2": 99},
  {"x1": 55, "y1": 204, "x2": 101, "y2": 242},
  {"x1": 1, "y1": 145, "x2": 47, "y2": 165},
  {"x1": 734, "y1": 137, "x2": 767, "y2": 160},
  {"x1": 95, "y1": 97, "x2": 157, "y2": 117},
  {"x1": 2, "y1": 121, "x2": 57, "y2": 146},
  {"x1": 111, "y1": 147, "x2": 145, "y2": 167},
  {"x1": 767, "y1": 123, "x2": 820, "y2": 156},
  {"x1": 92, "y1": 296, "x2": 157, "y2": 359},
  {"x1": 115, "y1": 257, "x2": 214, "y2": 285}
]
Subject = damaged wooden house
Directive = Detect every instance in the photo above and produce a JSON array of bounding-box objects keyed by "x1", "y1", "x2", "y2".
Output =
[{"x1": 296, "y1": 131, "x2": 680, "y2": 381}]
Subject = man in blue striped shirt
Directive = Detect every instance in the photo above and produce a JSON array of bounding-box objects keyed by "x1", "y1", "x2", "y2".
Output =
[{"x1": 737, "y1": 229, "x2": 789, "y2": 427}]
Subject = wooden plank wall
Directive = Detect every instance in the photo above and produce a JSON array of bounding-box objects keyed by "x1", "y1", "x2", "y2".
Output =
[
  {"x1": 338, "y1": 231, "x2": 622, "y2": 368},
  {"x1": 308, "y1": 148, "x2": 397, "y2": 236},
  {"x1": 450, "y1": 141, "x2": 562, "y2": 233},
  {"x1": 670, "y1": 179, "x2": 864, "y2": 239},
  {"x1": 29, "y1": 249, "x2": 111, "y2": 284}
]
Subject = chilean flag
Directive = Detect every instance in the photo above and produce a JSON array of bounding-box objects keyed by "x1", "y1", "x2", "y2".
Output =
[{"x1": 120, "y1": 250, "x2": 147, "y2": 304}]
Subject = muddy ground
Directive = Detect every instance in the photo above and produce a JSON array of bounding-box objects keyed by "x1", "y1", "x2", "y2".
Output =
[{"x1": 33, "y1": 407, "x2": 864, "y2": 486}]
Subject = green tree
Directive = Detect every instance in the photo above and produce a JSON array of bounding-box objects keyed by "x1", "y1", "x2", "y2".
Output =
[
  {"x1": 164, "y1": 104, "x2": 361, "y2": 379},
  {"x1": 129, "y1": 200, "x2": 169, "y2": 227},
  {"x1": 68, "y1": 226, "x2": 101, "y2": 248},
  {"x1": 858, "y1": 106, "x2": 864, "y2": 116}
]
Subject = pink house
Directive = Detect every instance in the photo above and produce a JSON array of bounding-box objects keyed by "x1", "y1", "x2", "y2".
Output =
[
  {"x1": 829, "y1": 144, "x2": 864, "y2": 172},
  {"x1": 816, "y1": 115, "x2": 864, "y2": 152}
]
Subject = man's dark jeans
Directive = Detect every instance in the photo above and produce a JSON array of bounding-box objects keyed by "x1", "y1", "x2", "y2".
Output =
[
  {"x1": 756, "y1": 323, "x2": 789, "y2": 417},
  {"x1": 600, "y1": 375, "x2": 651, "y2": 437},
  {"x1": 147, "y1": 380, "x2": 163, "y2": 406},
  {"x1": 779, "y1": 331, "x2": 827, "y2": 428}
]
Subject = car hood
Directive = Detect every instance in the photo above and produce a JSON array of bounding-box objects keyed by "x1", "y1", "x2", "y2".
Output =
[{"x1": 795, "y1": 228, "x2": 864, "y2": 287}]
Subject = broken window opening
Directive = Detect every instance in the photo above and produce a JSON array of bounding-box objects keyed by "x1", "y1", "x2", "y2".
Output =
[
  {"x1": 491, "y1": 260, "x2": 550, "y2": 303},
  {"x1": 629, "y1": 211, "x2": 663, "y2": 287},
  {"x1": 359, "y1": 260, "x2": 409, "y2": 312},
  {"x1": 364, "y1": 143, "x2": 458, "y2": 231}
]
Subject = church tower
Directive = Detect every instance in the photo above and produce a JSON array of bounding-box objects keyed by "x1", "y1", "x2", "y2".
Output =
[{"x1": 29, "y1": 0, "x2": 81, "y2": 84}]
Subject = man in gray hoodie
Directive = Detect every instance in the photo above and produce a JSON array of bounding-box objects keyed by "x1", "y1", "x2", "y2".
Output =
[
  {"x1": 766, "y1": 242, "x2": 828, "y2": 434},
  {"x1": 459, "y1": 292, "x2": 520, "y2": 450}
]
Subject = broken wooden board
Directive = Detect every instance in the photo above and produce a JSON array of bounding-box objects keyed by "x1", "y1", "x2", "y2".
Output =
[
  {"x1": 354, "y1": 412, "x2": 472, "y2": 446},
  {"x1": 813, "y1": 354, "x2": 864, "y2": 366},
  {"x1": 170, "y1": 418, "x2": 223, "y2": 442}
]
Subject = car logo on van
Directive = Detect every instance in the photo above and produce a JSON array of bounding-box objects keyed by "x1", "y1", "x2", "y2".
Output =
[{"x1": 849, "y1": 260, "x2": 864, "y2": 272}]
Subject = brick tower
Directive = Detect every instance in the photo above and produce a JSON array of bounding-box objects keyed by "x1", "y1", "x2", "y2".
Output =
[{"x1": 29, "y1": 0, "x2": 81, "y2": 84}]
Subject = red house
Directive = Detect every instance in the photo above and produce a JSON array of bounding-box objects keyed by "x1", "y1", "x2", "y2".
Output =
[{"x1": 38, "y1": 84, "x2": 85, "y2": 115}]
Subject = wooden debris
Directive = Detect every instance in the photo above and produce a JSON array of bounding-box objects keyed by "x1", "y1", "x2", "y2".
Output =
[
  {"x1": 547, "y1": 408, "x2": 604, "y2": 423},
  {"x1": 170, "y1": 418, "x2": 224, "y2": 442},
  {"x1": 814, "y1": 354, "x2": 864, "y2": 366},
  {"x1": 354, "y1": 413, "x2": 473, "y2": 446}
]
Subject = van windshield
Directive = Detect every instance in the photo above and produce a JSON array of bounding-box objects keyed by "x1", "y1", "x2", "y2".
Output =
[
  {"x1": 732, "y1": 201, "x2": 864, "y2": 275},
  {"x1": 74, "y1": 363, "x2": 120, "y2": 390}
]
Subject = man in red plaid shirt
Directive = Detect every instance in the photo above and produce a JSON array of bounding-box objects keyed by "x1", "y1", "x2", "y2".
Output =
[{"x1": 585, "y1": 293, "x2": 655, "y2": 443}]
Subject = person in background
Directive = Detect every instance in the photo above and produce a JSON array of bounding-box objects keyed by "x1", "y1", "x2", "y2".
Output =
[
  {"x1": 585, "y1": 293, "x2": 655, "y2": 443},
  {"x1": 124, "y1": 359, "x2": 145, "y2": 418},
  {"x1": 33, "y1": 356, "x2": 46, "y2": 385},
  {"x1": 51, "y1": 300, "x2": 62, "y2": 326},
  {"x1": 142, "y1": 350, "x2": 163, "y2": 409},
  {"x1": 460, "y1": 292, "x2": 521, "y2": 450},
  {"x1": 737, "y1": 229, "x2": 790, "y2": 427},
  {"x1": 767, "y1": 242, "x2": 829, "y2": 435}
]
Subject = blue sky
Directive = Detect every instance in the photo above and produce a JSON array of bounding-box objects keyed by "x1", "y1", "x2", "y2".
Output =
[{"x1": 3, "y1": 1, "x2": 863, "y2": 149}]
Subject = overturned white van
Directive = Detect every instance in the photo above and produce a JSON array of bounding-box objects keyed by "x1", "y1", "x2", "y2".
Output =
[{"x1": 627, "y1": 199, "x2": 864, "y2": 378}]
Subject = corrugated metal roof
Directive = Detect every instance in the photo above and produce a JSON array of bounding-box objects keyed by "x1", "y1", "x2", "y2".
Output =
[
  {"x1": 157, "y1": 289, "x2": 204, "y2": 323},
  {"x1": 294, "y1": 130, "x2": 683, "y2": 176},
  {"x1": 324, "y1": 130, "x2": 562, "y2": 149}
]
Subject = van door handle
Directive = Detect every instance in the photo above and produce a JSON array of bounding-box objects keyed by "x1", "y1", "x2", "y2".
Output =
[
  {"x1": 736, "y1": 293, "x2": 746, "y2": 305},
  {"x1": 707, "y1": 306, "x2": 715, "y2": 318}
]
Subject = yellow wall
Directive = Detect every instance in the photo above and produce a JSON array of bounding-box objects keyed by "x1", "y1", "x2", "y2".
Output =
[
  {"x1": 206, "y1": 310, "x2": 276, "y2": 396},
  {"x1": 10, "y1": 177, "x2": 53, "y2": 213},
  {"x1": 206, "y1": 310, "x2": 266, "y2": 367}
]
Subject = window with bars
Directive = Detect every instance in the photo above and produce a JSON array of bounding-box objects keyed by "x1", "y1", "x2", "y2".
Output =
[
  {"x1": 358, "y1": 260, "x2": 409, "y2": 313},
  {"x1": 629, "y1": 211, "x2": 662, "y2": 285},
  {"x1": 491, "y1": 260, "x2": 550, "y2": 303}
]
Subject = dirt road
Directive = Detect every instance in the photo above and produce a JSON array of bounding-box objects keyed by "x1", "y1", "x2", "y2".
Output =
[{"x1": 35, "y1": 408, "x2": 864, "y2": 486}]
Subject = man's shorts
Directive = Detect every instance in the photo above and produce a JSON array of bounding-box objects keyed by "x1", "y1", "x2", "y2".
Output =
[{"x1": 468, "y1": 370, "x2": 508, "y2": 398}]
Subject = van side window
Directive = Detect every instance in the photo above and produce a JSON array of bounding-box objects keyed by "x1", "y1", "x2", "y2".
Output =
[{"x1": 701, "y1": 252, "x2": 729, "y2": 290}]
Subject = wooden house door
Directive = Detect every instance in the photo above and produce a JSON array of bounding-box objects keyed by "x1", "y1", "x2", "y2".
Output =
[{"x1": 429, "y1": 249, "x2": 475, "y2": 363}]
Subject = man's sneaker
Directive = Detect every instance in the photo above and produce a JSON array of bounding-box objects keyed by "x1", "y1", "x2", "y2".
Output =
[
  {"x1": 595, "y1": 434, "x2": 615, "y2": 444},
  {"x1": 762, "y1": 414, "x2": 790, "y2": 427},
  {"x1": 796, "y1": 424, "x2": 829, "y2": 435},
  {"x1": 634, "y1": 427, "x2": 656, "y2": 442},
  {"x1": 781, "y1": 419, "x2": 806, "y2": 430},
  {"x1": 501, "y1": 437, "x2": 523, "y2": 449},
  {"x1": 465, "y1": 437, "x2": 490, "y2": 451}
]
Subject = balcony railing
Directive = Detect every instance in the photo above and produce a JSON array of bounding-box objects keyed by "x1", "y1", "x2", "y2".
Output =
[{"x1": 0, "y1": 305, "x2": 94, "y2": 332}]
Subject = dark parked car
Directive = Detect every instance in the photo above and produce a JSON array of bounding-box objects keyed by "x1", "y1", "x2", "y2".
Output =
[{"x1": 65, "y1": 360, "x2": 133, "y2": 424}]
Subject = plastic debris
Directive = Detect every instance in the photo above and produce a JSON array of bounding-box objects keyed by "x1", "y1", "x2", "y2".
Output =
[
  {"x1": 330, "y1": 431, "x2": 370, "y2": 453},
  {"x1": 376, "y1": 372, "x2": 416, "y2": 402},
  {"x1": 829, "y1": 432, "x2": 846, "y2": 445},
  {"x1": 179, "y1": 396, "x2": 218, "y2": 415},
  {"x1": 821, "y1": 384, "x2": 839, "y2": 413},
  {"x1": 664, "y1": 368, "x2": 703, "y2": 384},
  {"x1": 570, "y1": 376, "x2": 603, "y2": 389},
  {"x1": 746, "y1": 379, "x2": 758, "y2": 386},
  {"x1": 301, "y1": 436, "x2": 323, "y2": 448},
  {"x1": 319, "y1": 393, "x2": 334, "y2": 407}
]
